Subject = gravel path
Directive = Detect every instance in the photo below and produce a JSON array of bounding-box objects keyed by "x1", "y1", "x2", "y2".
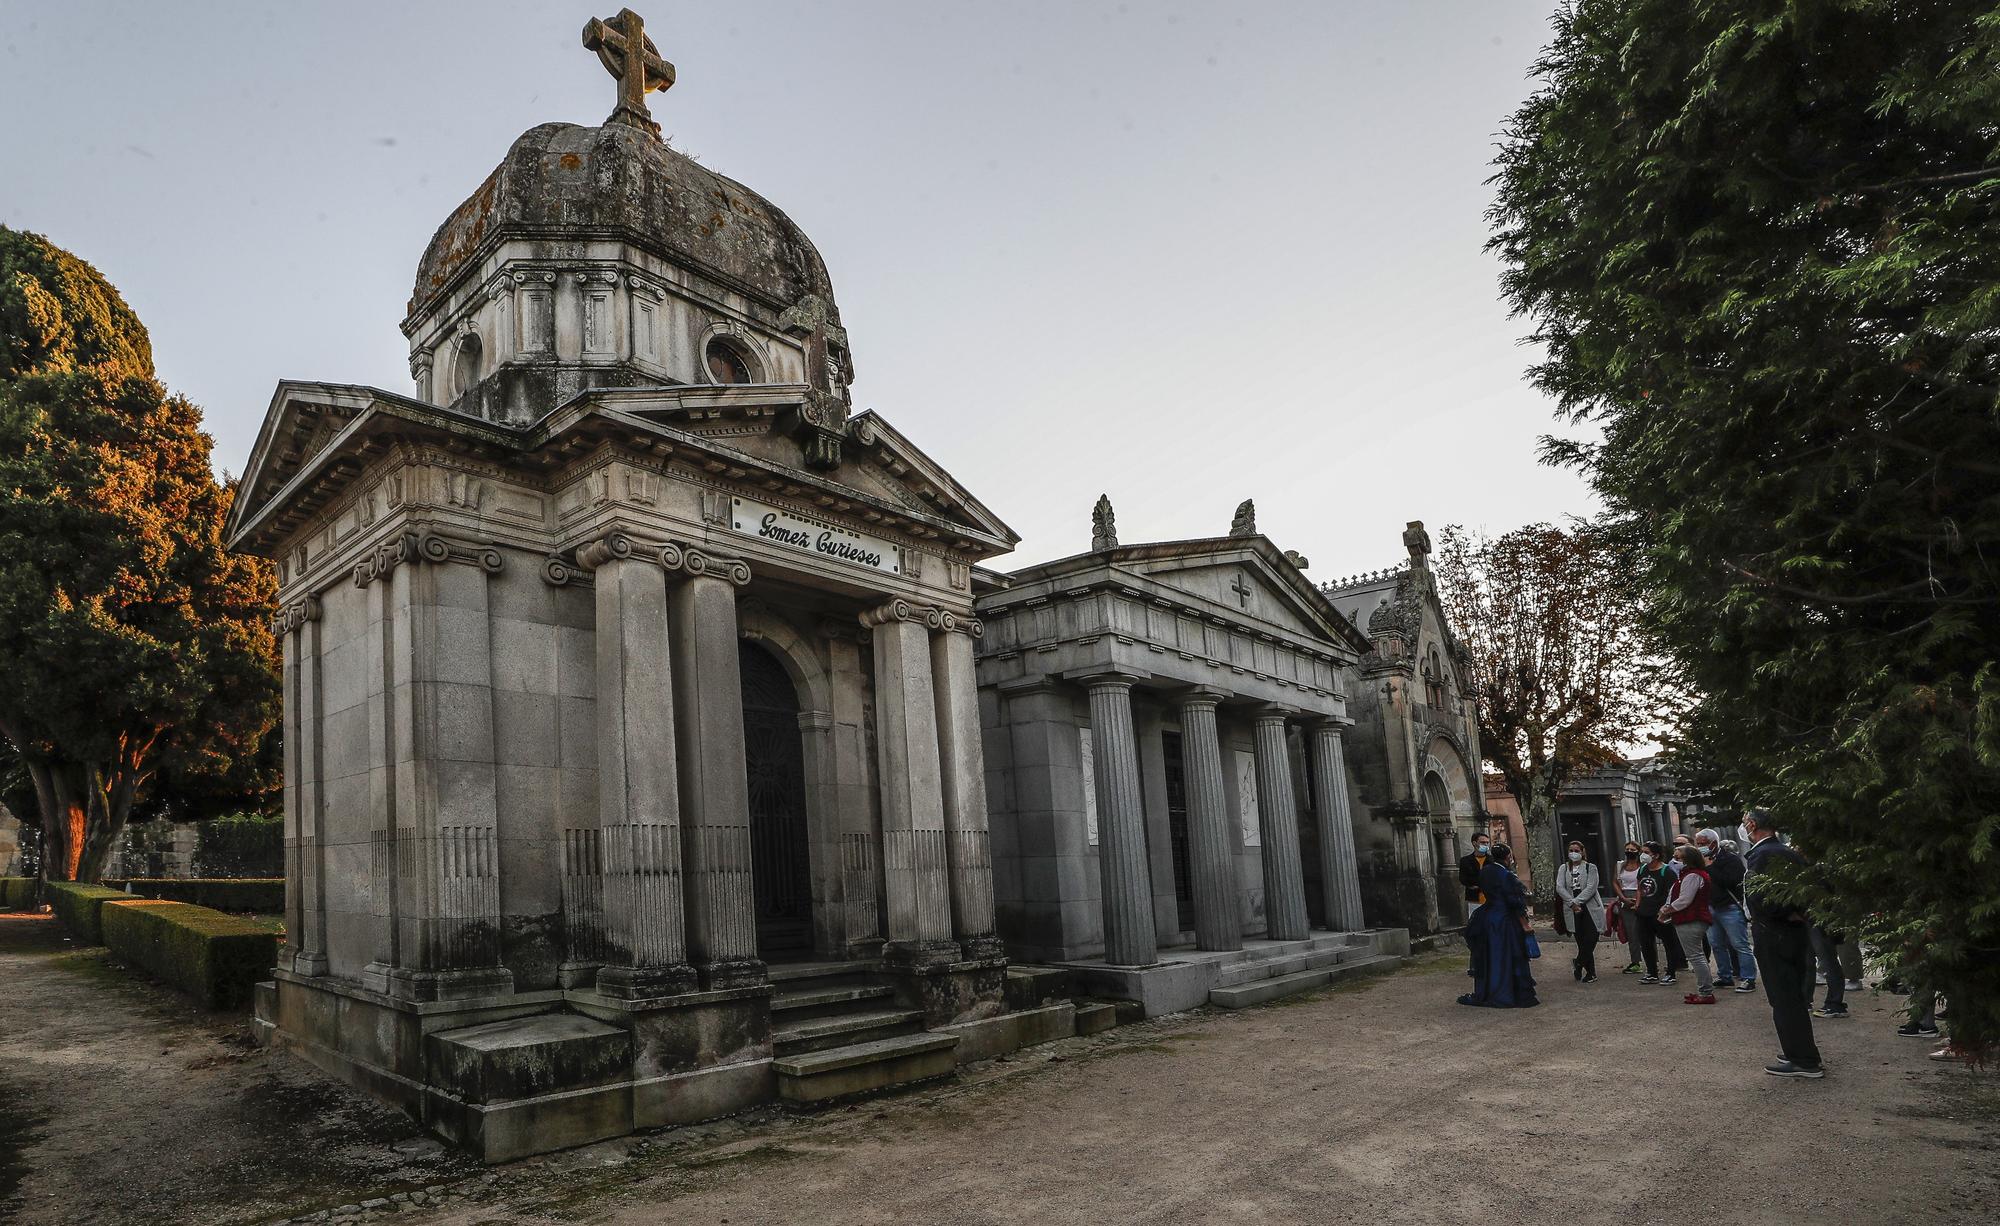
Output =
[{"x1": 2, "y1": 911, "x2": 1993, "y2": 1225}]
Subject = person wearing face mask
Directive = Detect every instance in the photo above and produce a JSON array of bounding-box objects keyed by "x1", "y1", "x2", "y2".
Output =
[
  {"x1": 1695, "y1": 829, "x2": 1755, "y2": 992},
  {"x1": 1658, "y1": 844, "x2": 1718, "y2": 1003},
  {"x1": 1633, "y1": 841, "x2": 1687, "y2": 984},
  {"x1": 1459, "y1": 832, "x2": 1494, "y2": 923},
  {"x1": 1614, "y1": 842, "x2": 1645, "y2": 973},
  {"x1": 1553, "y1": 840, "x2": 1604, "y2": 982}
]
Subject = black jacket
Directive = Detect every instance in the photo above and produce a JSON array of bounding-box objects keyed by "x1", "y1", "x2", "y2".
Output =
[
  {"x1": 1706, "y1": 849, "x2": 1747, "y2": 909},
  {"x1": 1744, "y1": 836, "x2": 1808, "y2": 924},
  {"x1": 1459, "y1": 852, "x2": 1490, "y2": 902}
]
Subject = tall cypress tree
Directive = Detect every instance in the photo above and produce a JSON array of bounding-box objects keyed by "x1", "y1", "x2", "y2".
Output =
[{"x1": 1491, "y1": 2, "x2": 2000, "y2": 1052}]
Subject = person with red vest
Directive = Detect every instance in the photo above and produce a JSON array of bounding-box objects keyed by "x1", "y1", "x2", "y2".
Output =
[{"x1": 1658, "y1": 843, "x2": 1717, "y2": 1003}]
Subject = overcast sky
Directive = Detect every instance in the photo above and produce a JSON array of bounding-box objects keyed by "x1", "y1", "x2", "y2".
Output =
[{"x1": 0, "y1": 0, "x2": 1587, "y2": 578}]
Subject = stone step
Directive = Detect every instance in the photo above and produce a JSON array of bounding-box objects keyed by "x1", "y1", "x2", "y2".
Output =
[
  {"x1": 773, "y1": 1031, "x2": 960, "y2": 1106},
  {"x1": 772, "y1": 1007, "x2": 925, "y2": 1057},
  {"x1": 767, "y1": 959, "x2": 882, "y2": 985},
  {"x1": 1211, "y1": 945, "x2": 1354, "y2": 988},
  {"x1": 770, "y1": 983, "x2": 896, "y2": 1017},
  {"x1": 1207, "y1": 954, "x2": 1406, "y2": 1010},
  {"x1": 1193, "y1": 933, "x2": 1359, "y2": 967}
]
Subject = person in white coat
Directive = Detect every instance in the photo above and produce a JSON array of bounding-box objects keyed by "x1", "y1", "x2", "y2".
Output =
[{"x1": 1555, "y1": 840, "x2": 1606, "y2": 982}]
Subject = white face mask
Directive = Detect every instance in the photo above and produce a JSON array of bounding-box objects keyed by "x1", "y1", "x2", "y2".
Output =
[
  {"x1": 1568, "y1": 851, "x2": 1583, "y2": 863},
  {"x1": 1638, "y1": 853, "x2": 1653, "y2": 866}
]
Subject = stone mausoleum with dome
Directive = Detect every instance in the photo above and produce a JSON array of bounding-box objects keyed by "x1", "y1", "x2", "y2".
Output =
[
  {"x1": 227, "y1": 10, "x2": 1437, "y2": 1162},
  {"x1": 227, "y1": 10, "x2": 1074, "y2": 1161}
]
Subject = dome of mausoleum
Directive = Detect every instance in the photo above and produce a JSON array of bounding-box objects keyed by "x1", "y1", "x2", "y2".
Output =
[{"x1": 408, "y1": 121, "x2": 839, "y2": 325}]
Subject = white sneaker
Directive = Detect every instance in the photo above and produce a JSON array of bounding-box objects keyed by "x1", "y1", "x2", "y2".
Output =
[
  {"x1": 1815, "y1": 972, "x2": 1827, "y2": 986},
  {"x1": 1844, "y1": 979, "x2": 1863, "y2": 992}
]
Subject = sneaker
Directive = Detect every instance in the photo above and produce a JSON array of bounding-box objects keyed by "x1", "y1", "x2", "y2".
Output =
[
  {"x1": 1714, "y1": 978, "x2": 1736, "y2": 988},
  {"x1": 1898, "y1": 1022, "x2": 1941, "y2": 1039},
  {"x1": 1930, "y1": 1045, "x2": 1964, "y2": 1062},
  {"x1": 1660, "y1": 974, "x2": 1677, "y2": 985},
  {"x1": 1640, "y1": 975, "x2": 1660, "y2": 984},
  {"x1": 1684, "y1": 993, "x2": 1717, "y2": 1005},
  {"x1": 1736, "y1": 979, "x2": 1756, "y2": 992},
  {"x1": 1815, "y1": 972, "x2": 1827, "y2": 986},
  {"x1": 1582, "y1": 971, "x2": 1598, "y2": 983},
  {"x1": 1623, "y1": 963, "x2": 1643, "y2": 975},
  {"x1": 1765, "y1": 1061, "x2": 1825, "y2": 1079},
  {"x1": 1844, "y1": 979, "x2": 1863, "y2": 992},
  {"x1": 1813, "y1": 1006, "x2": 1850, "y2": 1020}
]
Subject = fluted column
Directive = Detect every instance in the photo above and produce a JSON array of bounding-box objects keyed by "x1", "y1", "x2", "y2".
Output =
[
  {"x1": 929, "y1": 612, "x2": 1001, "y2": 960},
  {"x1": 862, "y1": 599, "x2": 958, "y2": 967},
  {"x1": 1307, "y1": 720, "x2": 1367, "y2": 930},
  {"x1": 1085, "y1": 673, "x2": 1157, "y2": 966},
  {"x1": 667, "y1": 546, "x2": 762, "y2": 988},
  {"x1": 1179, "y1": 690, "x2": 1241, "y2": 952},
  {"x1": 584, "y1": 534, "x2": 695, "y2": 998},
  {"x1": 1252, "y1": 708, "x2": 1310, "y2": 941}
]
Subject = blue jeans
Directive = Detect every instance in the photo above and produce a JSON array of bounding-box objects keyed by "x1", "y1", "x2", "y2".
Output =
[{"x1": 1708, "y1": 904, "x2": 1755, "y2": 983}]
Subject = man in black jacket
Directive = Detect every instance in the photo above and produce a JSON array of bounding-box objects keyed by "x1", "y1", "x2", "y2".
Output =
[
  {"x1": 1743, "y1": 810, "x2": 1823, "y2": 1078},
  {"x1": 1695, "y1": 829, "x2": 1755, "y2": 992},
  {"x1": 1459, "y1": 832, "x2": 1493, "y2": 921}
]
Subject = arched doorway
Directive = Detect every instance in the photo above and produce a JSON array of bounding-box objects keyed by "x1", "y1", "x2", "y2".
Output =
[{"x1": 739, "y1": 641, "x2": 813, "y2": 959}]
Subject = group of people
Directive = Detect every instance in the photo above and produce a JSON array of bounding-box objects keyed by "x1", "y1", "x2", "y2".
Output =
[{"x1": 1452, "y1": 811, "x2": 1956, "y2": 1076}]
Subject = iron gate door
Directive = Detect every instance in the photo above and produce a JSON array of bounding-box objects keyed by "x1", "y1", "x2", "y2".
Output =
[
  {"x1": 739, "y1": 641, "x2": 813, "y2": 959},
  {"x1": 1161, "y1": 731, "x2": 1196, "y2": 933}
]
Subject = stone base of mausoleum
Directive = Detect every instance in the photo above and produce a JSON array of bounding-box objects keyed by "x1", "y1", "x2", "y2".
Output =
[
  {"x1": 1052, "y1": 927, "x2": 1410, "y2": 1017},
  {"x1": 254, "y1": 955, "x2": 1096, "y2": 1162}
]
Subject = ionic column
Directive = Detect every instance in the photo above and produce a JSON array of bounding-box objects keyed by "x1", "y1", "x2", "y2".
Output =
[
  {"x1": 1306, "y1": 720, "x2": 1367, "y2": 930},
  {"x1": 1252, "y1": 708, "x2": 1310, "y2": 942},
  {"x1": 1178, "y1": 690, "x2": 1241, "y2": 952},
  {"x1": 862, "y1": 599, "x2": 957, "y2": 966},
  {"x1": 584, "y1": 534, "x2": 695, "y2": 998},
  {"x1": 667, "y1": 546, "x2": 762, "y2": 988},
  {"x1": 359, "y1": 533, "x2": 513, "y2": 1001},
  {"x1": 1084, "y1": 673, "x2": 1157, "y2": 967},
  {"x1": 929, "y1": 612, "x2": 1001, "y2": 960}
]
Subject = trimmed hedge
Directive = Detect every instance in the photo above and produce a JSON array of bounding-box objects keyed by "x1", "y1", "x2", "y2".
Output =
[
  {"x1": 0, "y1": 877, "x2": 38, "y2": 910},
  {"x1": 103, "y1": 878, "x2": 283, "y2": 913},
  {"x1": 100, "y1": 899, "x2": 278, "y2": 1010},
  {"x1": 46, "y1": 881, "x2": 130, "y2": 944}
]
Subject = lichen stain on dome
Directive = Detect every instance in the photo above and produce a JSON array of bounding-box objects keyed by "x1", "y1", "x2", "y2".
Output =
[
  {"x1": 408, "y1": 171, "x2": 500, "y2": 314},
  {"x1": 407, "y1": 121, "x2": 841, "y2": 329}
]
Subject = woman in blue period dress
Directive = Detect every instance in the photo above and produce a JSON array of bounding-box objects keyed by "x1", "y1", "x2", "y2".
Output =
[{"x1": 1457, "y1": 843, "x2": 1540, "y2": 1008}]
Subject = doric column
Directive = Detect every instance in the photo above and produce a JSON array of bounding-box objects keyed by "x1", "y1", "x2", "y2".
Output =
[
  {"x1": 1252, "y1": 708, "x2": 1310, "y2": 941},
  {"x1": 929, "y1": 611, "x2": 1001, "y2": 960},
  {"x1": 1084, "y1": 673, "x2": 1157, "y2": 967},
  {"x1": 666, "y1": 545, "x2": 762, "y2": 988},
  {"x1": 1306, "y1": 720, "x2": 1367, "y2": 930},
  {"x1": 582, "y1": 534, "x2": 695, "y2": 998},
  {"x1": 1178, "y1": 689, "x2": 1241, "y2": 952},
  {"x1": 861, "y1": 599, "x2": 957, "y2": 966},
  {"x1": 280, "y1": 598, "x2": 329, "y2": 976}
]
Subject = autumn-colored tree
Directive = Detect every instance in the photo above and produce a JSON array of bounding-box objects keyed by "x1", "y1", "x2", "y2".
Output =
[
  {"x1": 1434, "y1": 522, "x2": 1666, "y2": 906},
  {"x1": 0, "y1": 227, "x2": 279, "y2": 881}
]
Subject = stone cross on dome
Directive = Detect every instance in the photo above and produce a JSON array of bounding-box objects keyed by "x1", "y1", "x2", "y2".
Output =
[{"x1": 583, "y1": 9, "x2": 677, "y2": 138}]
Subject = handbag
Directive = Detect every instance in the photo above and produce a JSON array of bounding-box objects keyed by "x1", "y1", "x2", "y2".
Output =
[{"x1": 1524, "y1": 932, "x2": 1543, "y2": 960}]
